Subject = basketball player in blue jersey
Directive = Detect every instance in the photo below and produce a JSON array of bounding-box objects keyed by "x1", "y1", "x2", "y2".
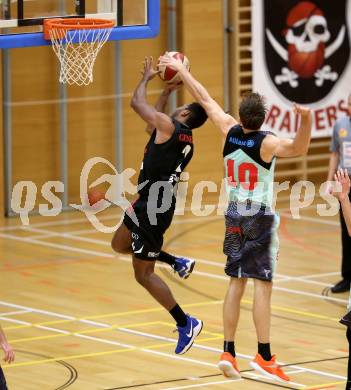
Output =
[
  {"x1": 159, "y1": 54, "x2": 312, "y2": 381},
  {"x1": 111, "y1": 57, "x2": 208, "y2": 355}
]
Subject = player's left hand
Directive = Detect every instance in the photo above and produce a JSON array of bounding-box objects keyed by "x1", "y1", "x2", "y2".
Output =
[
  {"x1": 158, "y1": 53, "x2": 184, "y2": 72},
  {"x1": 293, "y1": 103, "x2": 311, "y2": 118},
  {"x1": 141, "y1": 56, "x2": 160, "y2": 81},
  {"x1": 333, "y1": 168, "x2": 351, "y2": 201},
  {"x1": 1, "y1": 342, "x2": 14, "y2": 364}
]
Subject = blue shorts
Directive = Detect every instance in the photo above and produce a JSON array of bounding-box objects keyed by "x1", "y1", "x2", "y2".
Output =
[{"x1": 223, "y1": 202, "x2": 279, "y2": 281}]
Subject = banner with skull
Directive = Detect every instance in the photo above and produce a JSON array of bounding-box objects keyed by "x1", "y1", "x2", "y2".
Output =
[{"x1": 252, "y1": 0, "x2": 351, "y2": 138}]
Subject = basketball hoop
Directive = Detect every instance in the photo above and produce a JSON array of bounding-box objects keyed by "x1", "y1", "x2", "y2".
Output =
[{"x1": 44, "y1": 18, "x2": 115, "y2": 86}]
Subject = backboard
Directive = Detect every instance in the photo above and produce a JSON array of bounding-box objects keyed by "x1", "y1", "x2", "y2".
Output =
[{"x1": 0, "y1": 0, "x2": 160, "y2": 48}]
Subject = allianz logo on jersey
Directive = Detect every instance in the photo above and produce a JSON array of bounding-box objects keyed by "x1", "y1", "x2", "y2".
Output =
[{"x1": 229, "y1": 137, "x2": 255, "y2": 148}]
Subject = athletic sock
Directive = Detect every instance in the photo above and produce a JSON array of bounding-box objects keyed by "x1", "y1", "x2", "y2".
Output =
[
  {"x1": 169, "y1": 304, "x2": 188, "y2": 327},
  {"x1": 258, "y1": 342, "x2": 272, "y2": 361},
  {"x1": 224, "y1": 341, "x2": 236, "y2": 357},
  {"x1": 158, "y1": 251, "x2": 176, "y2": 266}
]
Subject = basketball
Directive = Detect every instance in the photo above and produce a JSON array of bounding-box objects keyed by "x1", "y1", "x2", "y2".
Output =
[
  {"x1": 87, "y1": 188, "x2": 106, "y2": 206},
  {"x1": 158, "y1": 51, "x2": 190, "y2": 84}
]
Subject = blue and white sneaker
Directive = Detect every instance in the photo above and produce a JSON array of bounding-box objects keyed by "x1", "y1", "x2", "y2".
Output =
[
  {"x1": 172, "y1": 257, "x2": 195, "y2": 279},
  {"x1": 174, "y1": 314, "x2": 203, "y2": 355}
]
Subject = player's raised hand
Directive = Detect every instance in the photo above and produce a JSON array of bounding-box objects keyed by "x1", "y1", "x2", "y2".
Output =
[
  {"x1": 141, "y1": 56, "x2": 160, "y2": 81},
  {"x1": 293, "y1": 103, "x2": 311, "y2": 118},
  {"x1": 333, "y1": 168, "x2": 351, "y2": 201},
  {"x1": 158, "y1": 52, "x2": 184, "y2": 72},
  {"x1": 1, "y1": 341, "x2": 14, "y2": 364}
]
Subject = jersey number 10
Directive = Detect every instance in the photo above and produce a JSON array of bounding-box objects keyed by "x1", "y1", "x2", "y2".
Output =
[{"x1": 227, "y1": 160, "x2": 258, "y2": 191}]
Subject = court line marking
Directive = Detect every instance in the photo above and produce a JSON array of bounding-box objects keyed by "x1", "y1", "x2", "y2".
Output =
[
  {"x1": 279, "y1": 213, "x2": 339, "y2": 227},
  {"x1": 0, "y1": 291, "x2": 341, "y2": 335},
  {"x1": 300, "y1": 272, "x2": 340, "y2": 280},
  {"x1": 0, "y1": 212, "x2": 340, "y2": 278},
  {"x1": 117, "y1": 328, "x2": 346, "y2": 381},
  {"x1": 164, "y1": 379, "x2": 244, "y2": 390},
  {"x1": 0, "y1": 300, "x2": 222, "y2": 331},
  {"x1": 0, "y1": 215, "x2": 346, "y2": 382},
  {"x1": 16, "y1": 226, "x2": 339, "y2": 288},
  {"x1": 304, "y1": 381, "x2": 345, "y2": 389},
  {"x1": 0, "y1": 203, "x2": 333, "y2": 239},
  {"x1": 13, "y1": 226, "x2": 340, "y2": 291},
  {"x1": 0, "y1": 228, "x2": 347, "y2": 305},
  {"x1": 0, "y1": 232, "x2": 115, "y2": 258},
  {"x1": 0, "y1": 201, "x2": 326, "y2": 233},
  {"x1": 2, "y1": 324, "x2": 339, "y2": 389},
  {"x1": 0, "y1": 310, "x2": 31, "y2": 316},
  {"x1": 3, "y1": 348, "x2": 134, "y2": 368},
  {"x1": 0, "y1": 211, "x2": 220, "y2": 233},
  {"x1": 244, "y1": 372, "x2": 306, "y2": 388},
  {"x1": 0, "y1": 301, "x2": 345, "y2": 383}
]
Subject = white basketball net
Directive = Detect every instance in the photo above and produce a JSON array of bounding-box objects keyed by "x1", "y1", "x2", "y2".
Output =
[{"x1": 49, "y1": 27, "x2": 113, "y2": 86}]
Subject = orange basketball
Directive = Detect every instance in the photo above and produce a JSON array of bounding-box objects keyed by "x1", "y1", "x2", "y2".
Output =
[
  {"x1": 158, "y1": 51, "x2": 190, "y2": 84},
  {"x1": 88, "y1": 189, "x2": 106, "y2": 206}
]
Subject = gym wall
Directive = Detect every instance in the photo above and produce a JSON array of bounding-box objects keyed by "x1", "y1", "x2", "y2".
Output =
[{"x1": 0, "y1": 0, "x2": 225, "y2": 219}]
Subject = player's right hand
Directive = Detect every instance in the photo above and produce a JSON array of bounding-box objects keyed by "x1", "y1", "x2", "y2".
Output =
[
  {"x1": 158, "y1": 52, "x2": 184, "y2": 72},
  {"x1": 293, "y1": 103, "x2": 311, "y2": 118},
  {"x1": 333, "y1": 168, "x2": 351, "y2": 201},
  {"x1": 1, "y1": 342, "x2": 14, "y2": 364}
]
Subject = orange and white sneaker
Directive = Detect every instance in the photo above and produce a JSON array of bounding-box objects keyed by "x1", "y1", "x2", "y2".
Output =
[
  {"x1": 218, "y1": 352, "x2": 241, "y2": 379},
  {"x1": 250, "y1": 354, "x2": 290, "y2": 382}
]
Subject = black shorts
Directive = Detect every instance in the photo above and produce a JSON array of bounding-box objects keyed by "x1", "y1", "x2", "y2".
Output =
[
  {"x1": 123, "y1": 197, "x2": 175, "y2": 261},
  {"x1": 223, "y1": 202, "x2": 279, "y2": 281}
]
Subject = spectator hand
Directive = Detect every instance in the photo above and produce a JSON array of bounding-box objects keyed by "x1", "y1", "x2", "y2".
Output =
[
  {"x1": 1, "y1": 342, "x2": 14, "y2": 364},
  {"x1": 333, "y1": 168, "x2": 351, "y2": 201}
]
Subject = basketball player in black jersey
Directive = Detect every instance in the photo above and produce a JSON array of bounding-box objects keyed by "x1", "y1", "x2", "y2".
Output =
[
  {"x1": 159, "y1": 53, "x2": 312, "y2": 381},
  {"x1": 111, "y1": 57, "x2": 208, "y2": 354}
]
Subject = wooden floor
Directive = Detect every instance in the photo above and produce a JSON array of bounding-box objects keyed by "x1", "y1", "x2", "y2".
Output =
[{"x1": 0, "y1": 203, "x2": 348, "y2": 389}]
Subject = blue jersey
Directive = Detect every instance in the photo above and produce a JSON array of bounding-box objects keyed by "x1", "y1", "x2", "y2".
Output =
[{"x1": 223, "y1": 125, "x2": 276, "y2": 208}]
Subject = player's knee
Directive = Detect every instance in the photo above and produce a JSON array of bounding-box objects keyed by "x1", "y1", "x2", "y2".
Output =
[
  {"x1": 111, "y1": 238, "x2": 130, "y2": 254},
  {"x1": 255, "y1": 279, "x2": 273, "y2": 296},
  {"x1": 133, "y1": 263, "x2": 154, "y2": 286},
  {"x1": 134, "y1": 270, "x2": 149, "y2": 286}
]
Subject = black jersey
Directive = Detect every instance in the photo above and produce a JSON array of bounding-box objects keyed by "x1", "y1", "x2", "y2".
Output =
[{"x1": 138, "y1": 120, "x2": 194, "y2": 200}]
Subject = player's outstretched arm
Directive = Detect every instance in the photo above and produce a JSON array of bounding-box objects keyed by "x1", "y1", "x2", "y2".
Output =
[
  {"x1": 272, "y1": 104, "x2": 312, "y2": 158},
  {"x1": 0, "y1": 325, "x2": 14, "y2": 364},
  {"x1": 145, "y1": 84, "x2": 180, "y2": 135},
  {"x1": 334, "y1": 169, "x2": 351, "y2": 236},
  {"x1": 131, "y1": 57, "x2": 174, "y2": 136},
  {"x1": 158, "y1": 54, "x2": 237, "y2": 136}
]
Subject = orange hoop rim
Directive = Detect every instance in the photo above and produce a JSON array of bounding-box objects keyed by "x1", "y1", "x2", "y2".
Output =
[{"x1": 44, "y1": 18, "x2": 115, "y2": 40}]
